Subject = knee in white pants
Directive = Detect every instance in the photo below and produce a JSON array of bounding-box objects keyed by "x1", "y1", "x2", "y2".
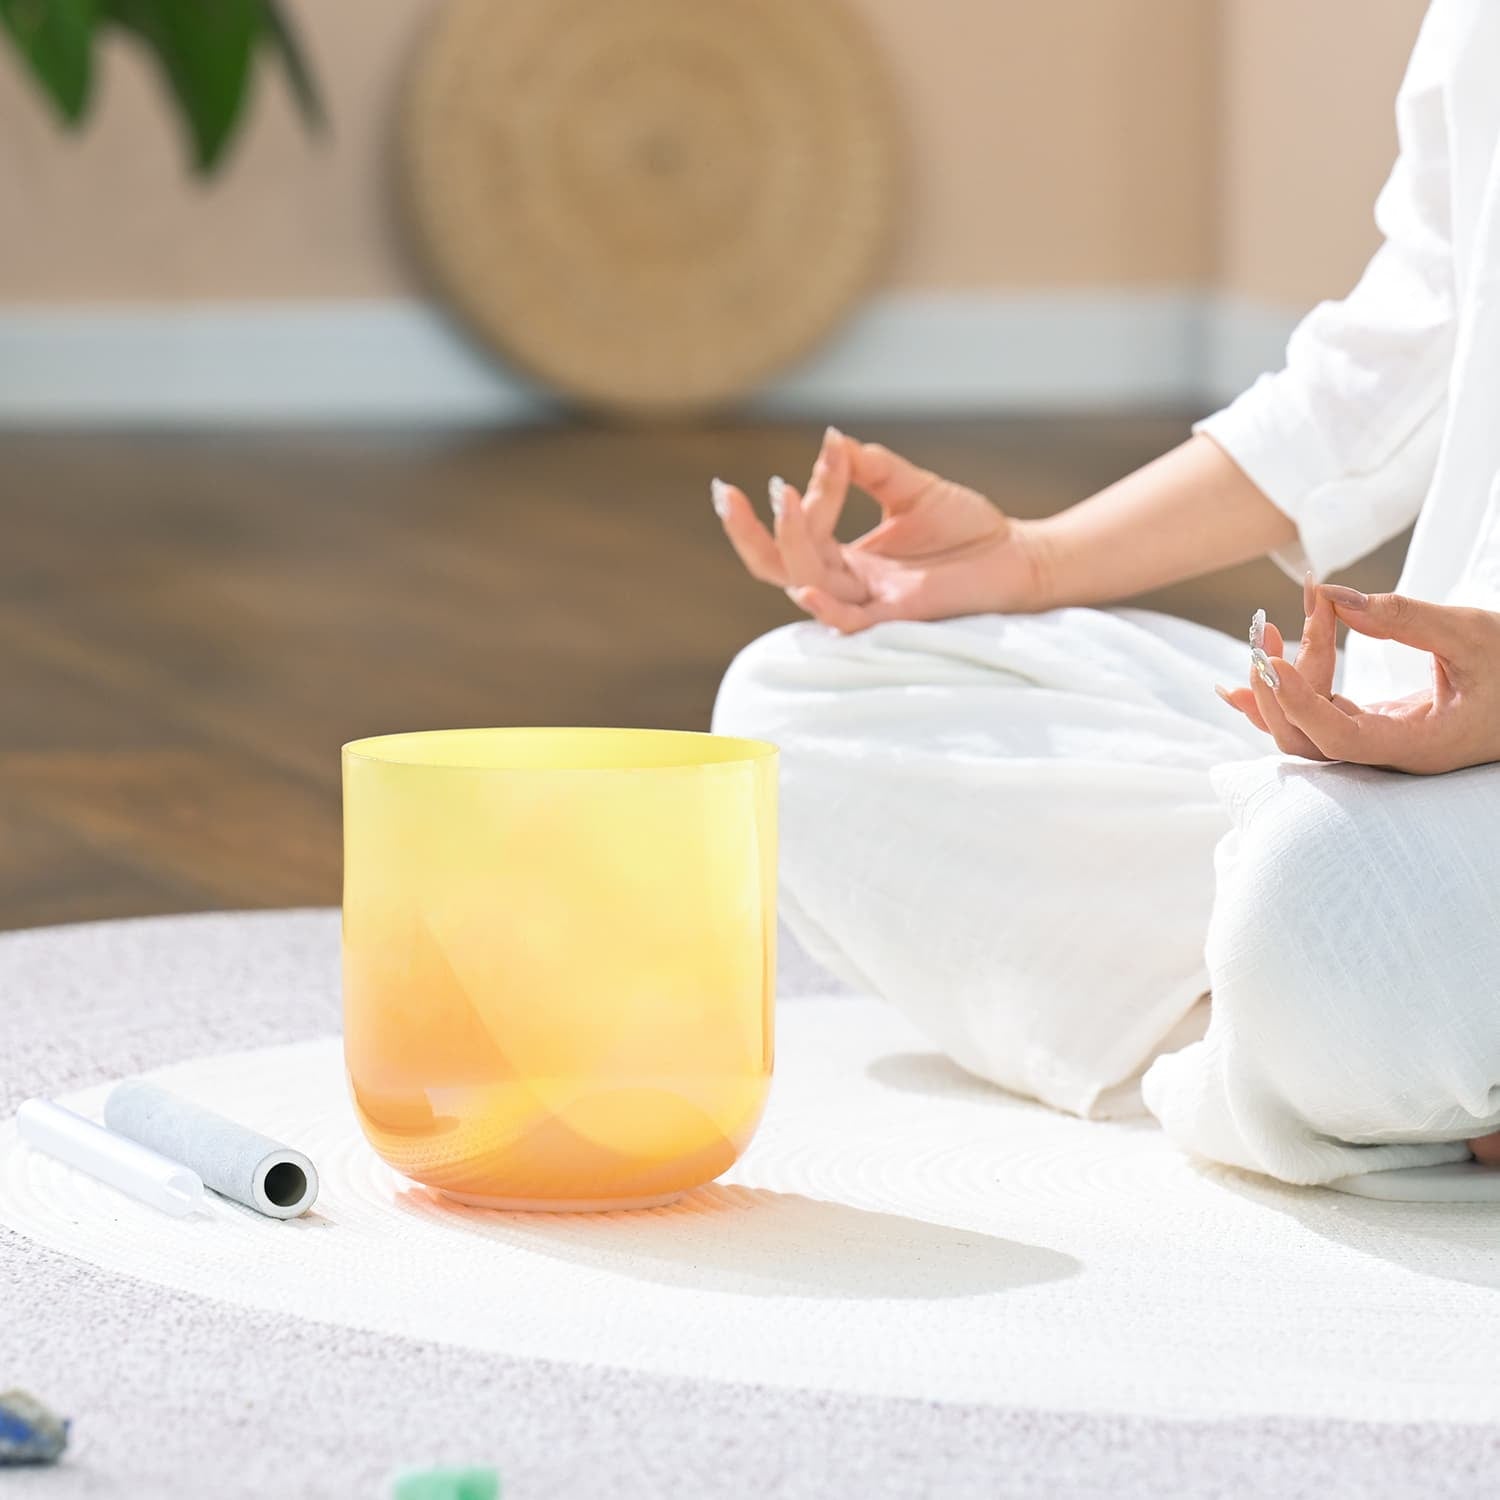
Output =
[
  {"x1": 1204, "y1": 782, "x2": 1403, "y2": 1139},
  {"x1": 1148, "y1": 759, "x2": 1500, "y2": 1180},
  {"x1": 711, "y1": 623, "x2": 812, "y2": 740},
  {"x1": 710, "y1": 621, "x2": 880, "y2": 995},
  {"x1": 712, "y1": 620, "x2": 880, "y2": 743}
]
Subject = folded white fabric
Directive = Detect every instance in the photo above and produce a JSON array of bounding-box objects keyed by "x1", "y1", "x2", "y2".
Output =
[{"x1": 1142, "y1": 755, "x2": 1500, "y2": 1185}]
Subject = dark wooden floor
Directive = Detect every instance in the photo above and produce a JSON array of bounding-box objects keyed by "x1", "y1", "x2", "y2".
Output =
[{"x1": 0, "y1": 415, "x2": 1408, "y2": 932}]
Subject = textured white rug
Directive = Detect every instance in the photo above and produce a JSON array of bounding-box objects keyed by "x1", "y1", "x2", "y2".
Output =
[
  {"x1": 10, "y1": 968, "x2": 1500, "y2": 1424},
  {"x1": 6, "y1": 909, "x2": 1500, "y2": 1498}
]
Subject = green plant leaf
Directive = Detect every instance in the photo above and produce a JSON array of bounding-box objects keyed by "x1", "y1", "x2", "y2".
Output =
[
  {"x1": 103, "y1": 0, "x2": 260, "y2": 172},
  {"x1": 0, "y1": 0, "x2": 97, "y2": 122},
  {"x1": 2, "y1": 0, "x2": 322, "y2": 174},
  {"x1": 263, "y1": 2, "x2": 322, "y2": 131}
]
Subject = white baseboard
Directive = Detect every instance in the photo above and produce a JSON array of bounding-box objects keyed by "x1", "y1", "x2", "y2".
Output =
[
  {"x1": 1201, "y1": 296, "x2": 1300, "y2": 408},
  {"x1": 0, "y1": 291, "x2": 1300, "y2": 426},
  {"x1": 751, "y1": 291, "x2": 1205, "y2": 415},
  {"x1": 0, "y1": 303, "x2": 554, "y2": 426}
]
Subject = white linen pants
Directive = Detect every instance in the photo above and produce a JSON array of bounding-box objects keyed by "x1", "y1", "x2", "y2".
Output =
[{"x1": 712, "y1": 608, "x2": 1500, "y2": 1186}]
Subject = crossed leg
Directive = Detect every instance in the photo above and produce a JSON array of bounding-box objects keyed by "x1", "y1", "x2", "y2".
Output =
[{"x1": 715, "y1": 609, "x2": 1500, "y2": 1183}]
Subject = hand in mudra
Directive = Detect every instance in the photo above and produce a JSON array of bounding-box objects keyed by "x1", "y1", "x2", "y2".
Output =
[
  {"x1": 712, "y1": 427, "x2": 1046, "y2": 631},
  {"x1": 1219, "y1": 578, "x2": 1500, "y2": 775}
]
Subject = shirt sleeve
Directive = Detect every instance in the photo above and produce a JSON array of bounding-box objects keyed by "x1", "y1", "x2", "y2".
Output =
[{"x1": 1195, "y1": 2, "x2": 1458, "y2": 583}]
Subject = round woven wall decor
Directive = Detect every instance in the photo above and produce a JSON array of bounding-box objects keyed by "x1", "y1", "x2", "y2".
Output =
[{"x1": 399, "y1": 0, "x2": 899, "y2": 416}]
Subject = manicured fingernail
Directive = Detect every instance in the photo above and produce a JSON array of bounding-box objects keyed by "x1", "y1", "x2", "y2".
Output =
[
  {"x1": 1303, "y1": 570, "x2": 1316, "y2": 616},
  {"x1": 768, "y1": 475, "x2": 787, "y2": 519},
  {"x1": 710, "y1": 477, "x2": 730, "y2": 520},
  {"x1": 1249, "y1": 608, "x2": 1266, "y2": 651},
  {"x1": 1323, "y1": 585, "x2": 1368, "y2": 610},
  {"x1": 1251, "y1": 647, "x2": 1280, "y2": 689},
  {"x1": 1213, "y1": 683, "x2": 1235, "y2": 706},
  {"x1": 824, "y1": 425, "x2": 843, "y2": 445}
]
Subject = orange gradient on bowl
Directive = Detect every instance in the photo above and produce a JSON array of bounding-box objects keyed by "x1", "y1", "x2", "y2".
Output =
[{"x1": 341, "y1": 727, "x2": 777, "y2": 1210}]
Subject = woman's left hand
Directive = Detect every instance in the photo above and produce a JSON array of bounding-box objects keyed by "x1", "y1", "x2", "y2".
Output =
[
  {"x1": 1220, "y1": 584, "x2": 1500, "y2": 775},
  {"x1": 1218, "y1": 571, "x2": 1343, "y2": 761}
]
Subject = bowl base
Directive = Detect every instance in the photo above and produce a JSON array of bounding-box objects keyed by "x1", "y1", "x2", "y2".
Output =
[{"x1": 437, "y1": 1188, "x2": 687, "y2": 1213}]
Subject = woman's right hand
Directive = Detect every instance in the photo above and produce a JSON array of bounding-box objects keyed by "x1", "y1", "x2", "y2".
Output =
[{"x1": 712, "y1": 427, "x2": 1050, "y2": 632}]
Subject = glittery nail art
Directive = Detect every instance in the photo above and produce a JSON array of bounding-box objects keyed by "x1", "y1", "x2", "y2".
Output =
[
  {"x1": 1251, "y1": 646, "x2": 1280, "y2": 690},
  {"x1": 1249, "y1": 608, "x2": 1266, "y2": 652}
]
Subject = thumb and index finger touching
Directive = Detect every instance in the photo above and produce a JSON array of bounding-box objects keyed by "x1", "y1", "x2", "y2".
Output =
[
  {"x1": 1269, "y1": 580, "x2": 1457, "y2": 704},
  {"x1": 793, "y1": 429, "x2": 941, "y2": 538},
  {"x1": 1320, "y1": 584, "x2": 1475, "y2": 661},
  {"x1": 846, "y1": 439, "x2": 939, "y2": 517}
]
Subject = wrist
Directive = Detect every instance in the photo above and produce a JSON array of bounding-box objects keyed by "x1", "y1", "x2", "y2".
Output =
[{"x1": 1011, "y1": 516, "x2": 1067, "y2": 612}]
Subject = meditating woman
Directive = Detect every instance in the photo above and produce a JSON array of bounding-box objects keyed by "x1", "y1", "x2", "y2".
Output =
[{"x1": 709, "y1": 0, "x2": 1500, "y2": 1189}]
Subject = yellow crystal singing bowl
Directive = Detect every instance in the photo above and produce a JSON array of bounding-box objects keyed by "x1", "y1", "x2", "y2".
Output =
[{"x1": 341, "y1": 727, "x2": 778, "y2": 1211}]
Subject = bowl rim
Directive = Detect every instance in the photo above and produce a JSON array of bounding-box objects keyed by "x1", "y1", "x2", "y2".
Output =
[{"x1": 341, "y1": 725, "x2": 779, "y2": 772}]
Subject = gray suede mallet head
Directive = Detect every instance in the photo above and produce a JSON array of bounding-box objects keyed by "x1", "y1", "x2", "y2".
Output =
[{"x1": 104, "y1": 1081, "x2": 318, "y2": 1219}]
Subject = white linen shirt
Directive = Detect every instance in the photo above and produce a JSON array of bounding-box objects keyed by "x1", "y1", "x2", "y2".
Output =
[{"x1": 1198, "y1": 0, "x2": 1500, "y2": 703}]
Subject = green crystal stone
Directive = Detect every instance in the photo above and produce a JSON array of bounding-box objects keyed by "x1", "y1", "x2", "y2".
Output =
[{"x1": 390, "y1": 1467, "x2": 500, "y2": 1500}]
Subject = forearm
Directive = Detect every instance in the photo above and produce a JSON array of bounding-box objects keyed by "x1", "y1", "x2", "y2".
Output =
[{"x1": 1022, "y1": 434, "x2": 1299, "y2": 609}]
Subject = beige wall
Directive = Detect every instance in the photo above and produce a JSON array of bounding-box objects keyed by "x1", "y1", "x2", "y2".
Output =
[
  {"x1": 0, "y1": 0, "x2": 1427, "y2": 307},
  {"x1": 1218, "y1": 0, "x2": 1427, "y2": 307},
  {"x1": 859, "y1": 0, "x2": 1214, "y2": 289}
]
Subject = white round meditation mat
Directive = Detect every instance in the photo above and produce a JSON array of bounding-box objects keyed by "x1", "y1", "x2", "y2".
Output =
[{"x1": 8, "y1": 942, "x2": 1500, "y2": 1427}]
